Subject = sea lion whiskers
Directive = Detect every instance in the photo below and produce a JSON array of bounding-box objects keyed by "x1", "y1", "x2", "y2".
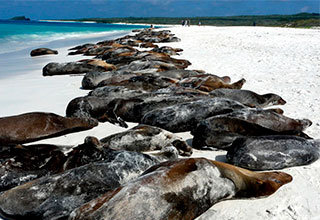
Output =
[{"x1": 209, "y1": 160, "x2": 292, "y2": 197}]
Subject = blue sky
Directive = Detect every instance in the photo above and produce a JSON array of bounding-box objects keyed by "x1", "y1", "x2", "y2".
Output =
[{"x1": 0, "y1": 0, "x2": 319, "y2": 19}]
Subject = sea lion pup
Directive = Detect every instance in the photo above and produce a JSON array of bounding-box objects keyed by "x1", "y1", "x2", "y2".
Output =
[
  {"x1": 178, "y1": 74, "x2": 245, "y2": 92},
  {"x1": 227, "y1": 136, "x2": 320, "y2": 170},
  {"x1": 0, "y1": 112, "x2": 98, "y2": 145},
  {"x1": 100, "y1": 124, "x2": 193, "y2": 156},
  {"x1": 0, "y1": 139, "x2": 177, "y2": 220},
  {"x1": 42, "y1": 61, "x2": 107, "y2": 76},
  {"x1": 77, "y1": 59, "x2": 116, "y2": 71},
  {"x1": 30, "y1": 48, "x2": 58, "y2": 57},
  {"x1": 192, "y1": 110, "x2": 312, "y2": 150},
  {"x1": 141, "y1": 98, "x2": 246, "y2": 133},
  {"x1": 68, "y1": 43, "x2": 96, "y2": 55},
  {"x1": 210, "y1": 88, "x2": 286, "y2": 108},
  {"x1": 69, "y1": 158, "x2": 292, "y2": 220}
]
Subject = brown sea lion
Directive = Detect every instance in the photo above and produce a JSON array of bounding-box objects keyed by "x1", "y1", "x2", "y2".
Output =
[
  {"x1": 178, "y1": 75, "x2": 245, "y2": 92},
  {"x1": 0, "y1": 112, "x2": 98, "y2": 145},
  {"x1": 140, "y1": 42, "x2": 158, "y2": 48},
  {"x1": 69, "y1": 158, "x2": 292, "y2": 220},
  {"x1": 30, "y1": 48, "x2": 58, "y2": 57},
  {"x1": 78, "y1": 59, "x2": 116, "y2": 71}
]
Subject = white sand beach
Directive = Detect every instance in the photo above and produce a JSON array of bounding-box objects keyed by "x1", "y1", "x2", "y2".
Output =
[{"x1": 0, "y1": 26, "x2": 320, "y2": 219}]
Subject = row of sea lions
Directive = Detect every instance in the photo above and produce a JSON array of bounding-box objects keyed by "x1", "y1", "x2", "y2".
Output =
[{"x1": 0, "y1": 28, "x2": 315, "y2": 219}]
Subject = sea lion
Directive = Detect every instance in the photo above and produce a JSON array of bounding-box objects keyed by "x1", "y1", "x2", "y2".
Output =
[
  {"x1": 220, "y1": 108, "x2": 312, "y2": 132},
  {"x1": 65, "y1": 96, "x2": 127, "y2": 127},
  {"x1": 0, "y1": 112, "x2": 98, "y2": 145},
  {"x1": 227, "y1": 136, "x2": 320, "y2": 170},
  {"x1": 140, "y1": 42, "x2": 158, "y2": 48},
  {"x1": 30, "y1": 48, "x2": 58, "y2": 57},
  {"x1": 88, "y1": 86, "x2": 147, "y2": 98},
  {"x1": 100, "y1": 124, "x2": 193, "y2": 156},
  {"x1": 151, "y1": 46, "x2": 183, "y2": 55},
  {"x1": 0, "y1": 144, "x2": 65, "y2": 192},
  {"x1": 0, "y1": 143, "x2": 177, "y2": 220},
  {"x1": 78, "y1": 59, "x2": 116, "y2": 71},
  {"x1": 141, "y1": 98, "x2": 246, "y2": 133},
  {"x1": 96, "y1": 74, "x2": 179, "y2": 92},
  {"x1": 210, "y1": 88, "x2": 286, "y2": 107},
  {"x1": 192, "y1": 109, "x2": 312, "y2": 150},
  {"x1": 178, "y1": 75, "x2": 246, "y2": 92},
  {"x1": 69, "y1": 158, "x2": 292, "y2": 220},
  {"x1": 42, "y1": 62, "x2": 107, "y2": 76},
  {"x1": 110, "y1": 93, "x2": 202, "y2": 124}
]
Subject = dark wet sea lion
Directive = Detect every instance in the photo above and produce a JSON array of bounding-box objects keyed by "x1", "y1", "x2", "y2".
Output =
[
  {"x1": 65, "y1": 96, "x2": 128, "y2": 127},
  {"x1": 110, "y1": 93, "x2": 202, "y2": 125},
  {"x1": 210, "y1": 88, "x2": 286, "y2": 107},
  {"x1": 192, "y1": 112, "x2": 312, "y2": 150},
  {"x1": 221, "y1": 108, "x2": 312, "y2": 132},
  {"x1": 69, "y1": 158, "x2": 292, "y2": 220},
  {"x1": 30, "y1": 48, "x2": 58, "y2": 57},
  {"x1": 0, "y1": 112, "x2": 98, "y2": 145},
  {"x1": 0, "y1": 145, "x2": 174, "y2": 220},
  {"x1": 0, "y1": 144, "x2": 65, "y2": 192},
  {"x1": 66, "y1": 94, "x2": 199, "y2": 127},
  {"x1": 42, "y1": 62, "x2": 107, "y2": 76},
  {"x1": 100, "y1": 124, "x2": 192, "y2": 156},
  {"x1": 88, "y1": 86, "x2": 147, "y2": 98},
  {"x1": 141, "y1": 98, "x2": 246, "y2": 133},
  {"x1": 227, "y1": 136, "x2": 320, "y2": 170},
  {"x1": 97, "y1": 74, "x2": 179, "y2": 92}
]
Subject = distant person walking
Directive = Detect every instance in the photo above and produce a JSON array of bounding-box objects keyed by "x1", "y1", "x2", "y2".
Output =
[{"x1": 198, "y1": 21, "x2": 201, "y2": 26}]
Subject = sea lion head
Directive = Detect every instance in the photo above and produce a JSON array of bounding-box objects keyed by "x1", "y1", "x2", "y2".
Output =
[
  {"x1": 244, "y1": 171, "x2": 293, "y2": 197},
  {"x1": 210, "y1": 160, "x2": 292, "y2": 198},
  {"x1": 171, "y1": 140, "x2": 193, "y2": 156},
  {"x1": 263, "y1": 93, "x2": 286, "y2": 106}
]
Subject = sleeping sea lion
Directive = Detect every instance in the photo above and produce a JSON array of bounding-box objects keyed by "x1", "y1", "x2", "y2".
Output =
[
  {"x1": 0, "y1": 142, "x2": 177, "y2": 220},
  {"x1": 69, "y1": 158, "x2": 292, "y2": 220},
  {"x1": 210, "y1": 88, "x2": 286, "y2": 107},
  {"x1": 100, "y1": 124, "x2": 193, "y2": 156},
  {"x1": 141, "y1": 98, "x2": 246, "y2": 133},
  {"x1": 0, "y1": 112, "x2": 98, "y2": 145},
  {"x1": 227, "y1": 136, "x2": 320, "y2": 170},
  {"x1": 178, "y1": 75, "x2": 245, "y2": 92},
  {"x1": 192, "y1": 109, "x2": 312, "y2": 150},
  {"x1": 42, "y1": 62, "x2": 106, "y2": 76},
  {"x1": 30, "y1": 48, "x2": 58, "y2": 57}
]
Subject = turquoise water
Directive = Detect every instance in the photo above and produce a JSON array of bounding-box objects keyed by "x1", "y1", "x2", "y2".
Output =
[{"x1": 0, "y1": 20, "x2": 149, "y2": 54}]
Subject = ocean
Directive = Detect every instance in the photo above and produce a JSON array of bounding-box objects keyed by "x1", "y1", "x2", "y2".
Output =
[{"x1": 0, "y1": 20, "x2": 149, "y2": 54}]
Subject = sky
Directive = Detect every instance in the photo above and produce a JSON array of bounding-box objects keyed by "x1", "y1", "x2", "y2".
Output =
[{"x1": 0, "y1": 0, "x2": 319, "y2": 19}]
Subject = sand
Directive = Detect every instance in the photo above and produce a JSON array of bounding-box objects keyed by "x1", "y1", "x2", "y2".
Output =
[{"x1": 0, "y1": 26, "x2": 320, "y2": 219}]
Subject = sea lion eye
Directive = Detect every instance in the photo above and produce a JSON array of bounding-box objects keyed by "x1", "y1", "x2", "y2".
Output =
[{"x1": 274, "y1": 179, "x2": 281, "y2": 184}]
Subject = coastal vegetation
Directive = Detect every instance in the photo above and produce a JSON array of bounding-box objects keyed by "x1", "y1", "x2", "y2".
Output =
[{"x1": 71, "y1": 13, "x2": 319, "y2": 28}]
